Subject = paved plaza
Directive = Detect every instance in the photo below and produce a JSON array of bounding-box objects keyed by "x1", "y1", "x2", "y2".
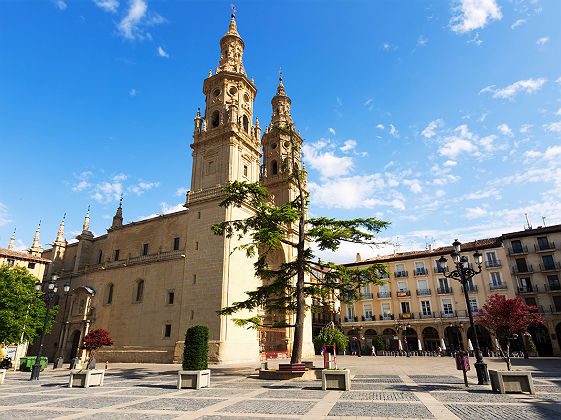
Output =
[{"x1": 1, "y1": 356, "x2": 560, "y2": 419}]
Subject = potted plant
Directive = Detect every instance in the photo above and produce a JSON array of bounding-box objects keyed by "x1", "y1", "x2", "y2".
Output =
[
  {"x1": 69, "y1": 329, "x2": 113, "y2": 388},
  {"x1": 477, "y1": 295, "x2": 543, "y2": 394},
  {"x1": 313, "y1": 325, "x2": 351, "y2": 390},
  {"x1": 178, "y1": 325, "x2": 210, "y2": 389}
]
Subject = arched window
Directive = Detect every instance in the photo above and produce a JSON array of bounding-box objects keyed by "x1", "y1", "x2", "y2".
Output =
[
  {"x1": 271, "y1": 160, "x2": 278, "y2": 175},
  {"x1": 107, "y1": 284, "x2": 114, "y2": 304},
  {"x1": 242, "y1": 115, "x2": 249, "y2": 133},
  {"x1": 211, "y1": 111, "x2": 220, "y2": 128},
  {"x1": 136, "y1": 280, "x2": 144, "y2": 302}
]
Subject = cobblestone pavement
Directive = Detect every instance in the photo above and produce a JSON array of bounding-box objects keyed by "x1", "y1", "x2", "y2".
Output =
[{"x1": 1, "y1": 356, "x2": 560, "y2": 419}]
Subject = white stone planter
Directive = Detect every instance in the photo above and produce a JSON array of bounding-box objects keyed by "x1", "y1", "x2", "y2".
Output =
[
  {"x1": 322, "y1": 369, "x2": 350, "y2": 391},
  {"x1": 0, "y1": 369, "x2": 6, "y2": 385},
  {"x1": 177, "y1": 369, "x2": 210, "y2": 390},
  {"x1": 68, "y1": 369, "x2": 105, "y2": 388},
  {"x1": 489, "y1": 370, "x2": 535, "y2": 394}
]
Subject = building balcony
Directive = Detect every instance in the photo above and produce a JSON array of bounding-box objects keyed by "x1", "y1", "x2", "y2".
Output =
[
  {"x1": 539, "y1": 262, "x2": 561, "y2": 272},
  {"x1": 434, "y1": 266, "x2": 449, "y2": 274},
  {"x1": 517, "y1": 285, "x2": 538, "y2": 294},
  {"x1": 419, "y1": 312, "x2": 436, "y2": 319},
  {"x1": 361, "y1": 316, "x2": 374, "y2": 322},
  {"x1": 360, "y1": 293, "x2": 374, "y2": 300},
  {"x1": 396, "y1": 290, "x2": 411, "y2": 297},
  {"x1": 437, "y1": 286, "x2": 453, "y2": 294},
  {"x1": 485, "y1": 260, "x2": 501, "y2": 268},
  {"x1": 416, "y1": 288, "x2": 432, "y2": 296},
  {"x1": 379, "y1": 314, "x2": 394, "y2": 320},
  {"x1": 535, "y1": 242, "x2": 555, "y2": 252},
  {"x1": 547, "y1": 283, "x2": 561, "y2": 291},
  {"x1": 512, "y1": 265, "x2": 533, "y2": 275},
  {"x1": 394, "y1": 271, "x2": 408, "y2": 278},
  {"x1": 440, "y1": 310, "x2": 458, "y2": 318},
  {"x1": 377, "y1": 291, "x2": 392, "y2": 298},
  {"x1": 414, "y1": 267, "x2": 429, "y2": 276},
  {"x1": 461, "y1": 284, "x2": 478, "y2": 293},
  {"x1": 508, "y1": 245, "x2": 528, "y2": 255},
  {"x1": 399, "y1": 312, "x2": 414, "y2": 319},
  {"x1": 343, "y1": 316, "x2": 359, "y2": 323},
  {"x1": 490, "y1": 282, "x2": 507, "y2": 290}
]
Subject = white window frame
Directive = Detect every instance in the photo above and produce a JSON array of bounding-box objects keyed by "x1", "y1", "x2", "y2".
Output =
[
  {"x1": 421, "y1": 300, "x2": 432, "y2": 315},
  {"x1": 400, "y1": 301, "x2": 411, "y2": 314},
  {"x1": 441, "y1": 299, "x2": 454, "y2": 316},
  {"x1": 363, "y1": 304, "x2": 373, "y2": 320},
  {"x1": 490, "y1": 272, "x2": 502, "y2": 286}
]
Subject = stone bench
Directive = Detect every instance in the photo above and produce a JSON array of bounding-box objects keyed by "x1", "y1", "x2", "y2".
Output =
[
  {"x1": 279, "y1": 363, "x2": 306, "y2": 372},
  {"x1": 68, "y1": 369, "x2": 105, "y2": 388},
  {"x1": 489, "y1": 370, "x2": 535, "y2": 394}
]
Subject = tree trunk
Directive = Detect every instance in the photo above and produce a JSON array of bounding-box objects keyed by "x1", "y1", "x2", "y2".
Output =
[
  {"x1": 506, "y1": 342, "x2": 511, "y2": 371},
  {"x1": 290, "y1": 127, "x2": 306, "y2": 365}
]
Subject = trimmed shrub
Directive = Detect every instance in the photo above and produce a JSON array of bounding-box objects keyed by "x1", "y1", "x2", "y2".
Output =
[
  {"x1": 524, "y1": 334, "x2": 537, "y2": 353},
  {"x1": 313, "y1": 326, "x2": 349, "y2": 354},
  {"x1": 183, "y1": 325, "x2": 209, "y2": 370},
  {"x1": 373, "y1": 334, "x2": 386, "y2": 351}
]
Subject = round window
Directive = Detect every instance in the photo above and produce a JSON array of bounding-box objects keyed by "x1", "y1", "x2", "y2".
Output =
[
  {"x1": 271, "y1": 143, "x2": 277, "y2": 149},
  {"x1": 284, "y1": 141, "x2": 290, "y2": 148},
  {"x1": 243, "y1": 93, "x2": 250, "y2": 102},
  {"x1": 212, "y1": 89, "x2": 220, "y2": 97},
  {"x1": 229, "y1": 86, "x2": 238, "y2": 95}
]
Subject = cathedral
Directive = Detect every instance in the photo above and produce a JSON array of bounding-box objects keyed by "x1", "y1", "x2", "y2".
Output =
[{"x1": 35, "y1": 14, "x2": 314, "y2": 364}]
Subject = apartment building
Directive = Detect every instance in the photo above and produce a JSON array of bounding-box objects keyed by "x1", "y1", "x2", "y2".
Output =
[
  {"x1": 503, "y1": 224, "x2": 561, "y2": 356},
  {"x1": 341, "y1": 238, "x2": 516, "y2": 355}
]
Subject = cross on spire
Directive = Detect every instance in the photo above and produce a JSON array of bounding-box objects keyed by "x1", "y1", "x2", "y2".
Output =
[
  {"x1": 278, "y1": 66, "x2": 283, "y2": 82},
  {"x1": 230, "y1": 3, "x2": 236, "y2": 17}
]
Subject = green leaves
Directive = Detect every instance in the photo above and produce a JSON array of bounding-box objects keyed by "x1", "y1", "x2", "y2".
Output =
[{"x1": 0, "y1": 266, "x2": 57, "y2": 346}]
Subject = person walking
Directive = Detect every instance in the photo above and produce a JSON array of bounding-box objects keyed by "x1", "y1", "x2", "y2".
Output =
[{"x1": 371, "y1": 345, "x2": 377, "y2": 357}]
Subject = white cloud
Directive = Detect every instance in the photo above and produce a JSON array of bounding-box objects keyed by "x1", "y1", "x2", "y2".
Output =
[
  {"x1": 421, "y1": 118, "x2": 444, "y2": 138},
  {"x1": 520, "y1": 124, "x2": 533, "y2": 133},
  {"x1": 328, "y1": 127, "x2": 336, "y2": 136},
  {"x1": 511, "y1": 19, "x2": 526, "y2": 29},
  {"x1": 54, "y1": 1, "x2": 67, "y2": 10},
  {"x1": 376, "y1": 124, "x2": 384, "y2": 130},
  {"x1": 417, "y1": 35, "x2": 428, "y2": 46},
  {"x1": 0, "y1": 202, "x2": 12, "y2": 226},
  {"x1": 129, "y1": 88, "x2": 137, "y2": 96},
  {"x1": 543, "y1": 122, "x2": 561, "y2": 134},
  {"x1": 443, "y1": 160, "x2": 457, "y2": 167},
  {"x1": 308, "y1": 175, "x2": 404, "y2": 210},
  {"x1": 482, "y1": 78, "x2": 546, "y2": 99},
  {"x1": 438, "y1": 138, "x2": 478, "y2": 159},
  {"x1": 157, "y1": 46, "x2": 169, "y2": 58},
  {"x1": 302, "y1": 141, "x2": 353, "y2": 178},
  {"x1": 118, "y1": 0, "x2": 147, "y2": 39},
  {"x1": 175, "y1": 187, "x2": 187, "y2": 197},
  {"x1": 435, "y1": 189, "x2": 446, "y2": 198},
  {"x1": 450, "y1": 0, "x2": 502, "y2": 34},
  {"x1": 555, "y1": 108, "x2": 561, "y2": 116},
  {"x1": 161, "y1": 202, "x2": 184, "y2": 214},
  {"x1": 340, "y1": 140, "x2": 356, "y2": 153},
  {"x1": 497, "y1": 123, "x2": 513, "y2": 137},
  {"x1": 466, "y1": 206, "x2": 488, "y2": 219},
  {"x1": 556, "y1": 77, "x2": 561, "y2": 84},
  {"x1": 389, "y1": 124, "x2": 399, "y2": 138},
  {"x1": 403, "y1": 179, "x2": 423, "y2": 194},
  {"x1": 93, "y1": 0, "x2": 119, "y2": 13},
  {"x1": 536, "y1": 37, "x2": 549, "y2": 46},
  {"x1": 128, "y1": 181, "x2": 160, "y2": 195}
]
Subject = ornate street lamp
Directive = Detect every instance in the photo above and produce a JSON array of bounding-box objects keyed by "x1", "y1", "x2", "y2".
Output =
[
  {"x1": 437, "y1": 240, "x2": 489, "y2": 385},
  {"x1": 30, "y1": 274, "x2": 70, "y2": 380}
]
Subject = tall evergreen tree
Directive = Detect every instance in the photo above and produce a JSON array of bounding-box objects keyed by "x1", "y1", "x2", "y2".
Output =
[{"x1": 212, "y1": 125, "x2": 389, "y2": 364}]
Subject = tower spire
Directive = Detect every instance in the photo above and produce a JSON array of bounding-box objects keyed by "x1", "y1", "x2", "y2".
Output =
[
  {"x1": 28, "y1": 221, "x2": 43, "y2": 256},
  {"x1": 8, "y1": 228, "x2": 15, "y2": 250},
  {"x1": 218, "y1": 10, "x2": 245, "y2": 74},
  {"x1": 271, "y1": 69, "x2": 292, "y2": 126},
  {"x1": 111, "y1": 195, "x2": 124, "y2": 229},
  {"x1": 55, "y1": 213, "x2": 66, "y2": 243},
  {"x1": 83, "y1": 206, "x2": 90, "y2": 232}
]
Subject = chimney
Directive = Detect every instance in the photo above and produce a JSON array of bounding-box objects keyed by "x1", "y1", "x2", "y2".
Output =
[
  {"x1": 355, "y1": 253, "x2": 361, "y2": 262},
  {"x1": 428, "y1": 244, "x2": 433, "y2": 252}
]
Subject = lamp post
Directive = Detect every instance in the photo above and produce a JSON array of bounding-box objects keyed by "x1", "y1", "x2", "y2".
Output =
[
  {"x1": 30, "y1": 275, "x2": 70, "y2": 380},
  {"x1": 437, "y1": 240, "x2": 489, "y2": 385}
]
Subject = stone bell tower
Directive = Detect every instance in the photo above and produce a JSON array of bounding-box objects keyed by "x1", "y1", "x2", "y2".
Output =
[
  {"x1": 182, "y1": 13, "x2": 262, "y2": 363},
  {"x1": 260, "y1": 75, "x2": 315, "y2": 359}
]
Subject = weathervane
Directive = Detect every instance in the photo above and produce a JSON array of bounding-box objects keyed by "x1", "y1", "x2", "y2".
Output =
[
  {"x1": 230, "y1": 3, "x2": 236, "y2": 17},
  {"x1": 279, "y1": 66, "x2": 283, "y2": 82}
]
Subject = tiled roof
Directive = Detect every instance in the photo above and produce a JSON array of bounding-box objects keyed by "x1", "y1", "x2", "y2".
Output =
[
  {"x1": 501, "y1": 223, "x2": 561, "y2": 239},
  {"x1": 345, "y1": 237, "x2": 502, "y2": 266},
  {"x1": 0, "y1": 248, "x2": 51, "y2": 263}
]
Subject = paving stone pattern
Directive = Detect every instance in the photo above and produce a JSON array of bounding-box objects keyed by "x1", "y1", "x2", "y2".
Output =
[{"x1": 1, "y1": 358, "x2": 561, "y2": 419}]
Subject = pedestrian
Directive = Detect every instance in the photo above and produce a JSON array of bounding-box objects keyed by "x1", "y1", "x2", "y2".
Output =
[
  {"x1": 437, "y1": 345, "x2": 442, "y2": 356},
  {"x1": 371, "y1": 345, "x2": 377, "y2": 357}
]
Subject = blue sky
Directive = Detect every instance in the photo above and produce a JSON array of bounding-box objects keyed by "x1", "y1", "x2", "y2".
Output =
[{"x1": 1, "y1": 0, "x2": 560, "y2": 263}]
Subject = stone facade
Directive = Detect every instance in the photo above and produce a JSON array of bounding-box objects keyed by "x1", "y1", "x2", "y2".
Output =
[
  {"x1": 341, "y1": 226, "x2": 561, "y2": 356},
  {"x1": 33, "y1": 14, "x2": 314, "y2": 364}
]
